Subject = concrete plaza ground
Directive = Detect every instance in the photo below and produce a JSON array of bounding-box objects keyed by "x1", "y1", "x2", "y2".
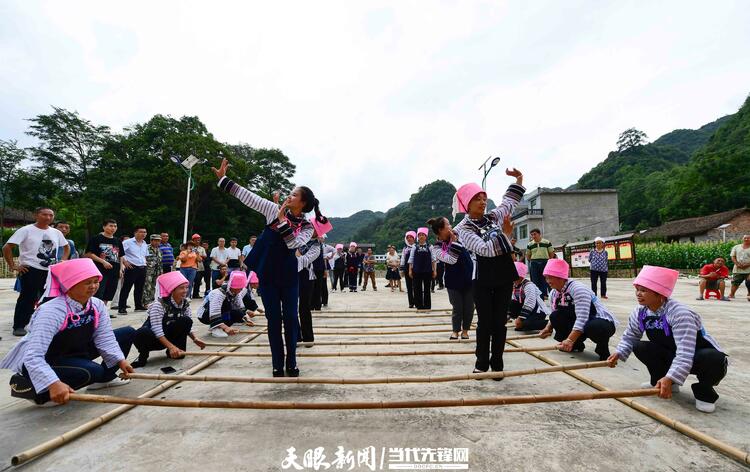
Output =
[{"x1": 0, "y1": 276, "x2": 748, "y2": 471}]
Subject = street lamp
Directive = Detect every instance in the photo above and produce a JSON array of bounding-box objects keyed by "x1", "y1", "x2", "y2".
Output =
[
  {"x1": 479, "y1": 156, "x2": 502, "y2": 190},
  {"x1": 170, "y1": 154, "x2": 206, "y2": 244}
]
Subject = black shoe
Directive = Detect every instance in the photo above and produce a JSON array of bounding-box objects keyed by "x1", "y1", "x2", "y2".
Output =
[
  {"x1": 134, "y1": 306, "x2": 147, "y2": 312},
  {"x1": 9, "y1": 374, "x2": 36, "y2": 401},
  {"x1": 409, "y1": 305, "x2": 415, "y2": 309},
  {"x1": 490, "y1": 368, "x2": 504, "y2": 381},
  {"x1": 595, "y1": 344, "x2": 611, "y2": 361},
  {"x1": 12, "y1": 328, "x2": 27, "y2": 337},
  {"x1": 118, "y1": 310, "x2": 127, "y2": 315},
  {"x1": 273, "y1": 369, "x2": 285, "y2": 377},
  {"x1": 472, "y1": 368, "x2": 487, "y2": 380},
  {"x1": 125, "y1": 305, "x2": 132, "y2": 309},
  {"x1": 572, "y1": 343, "x2": 586, "y2": 353},
  {"x1": 285, "y1": 367, "x2": 300, "y2": 377},
  {"x1": 131, "y1": 355, "x2": 149, "y2": 368}
]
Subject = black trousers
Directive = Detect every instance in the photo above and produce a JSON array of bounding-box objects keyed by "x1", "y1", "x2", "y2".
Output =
[
  {"x1": 119, "y1": 266, "x2": 147, "y2": 310},
  {"x1": 13, "y1": 267, "x2": 48, "y2": 330},
  {"x1": 298, "y1": 272, "x2": 314, "y2": 342},
  {"x1": 632, "y1": 341, "x2": 727, "y2": 403},
  {"x1": 311, "y1": 270, "x2": 327, "y2": 309},
  {"x1": 192, "y1": 268, "x2": 205, "y2": 298},
  {"x1": 331, "y1": 268, "x2": 345, "y2": 291},
  {"x1": 549, "y1": 310, "x2": 616, "y2": 359},
  {"x1": 134, "y1": 317, "x2": 193, "y2": 358},
  {"x1": 347, "y1": 269, "x2": 358, "y2": 290},
  {"x1": 412, "y1": 272, "x2": 432, "y2": 309},
  {"x1": 474, "y1": 283, "x2": 512, "y2": 372},
  {"x1": 404, "y1": 272, "x2": 415, "y2": 307},
  {"x1": 590, "y1": 270, "x2": 608, "y2": 297}
]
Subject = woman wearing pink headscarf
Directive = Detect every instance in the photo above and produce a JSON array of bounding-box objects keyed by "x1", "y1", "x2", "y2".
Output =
[
  {"x1": 453, "y1": 168, "x2": 524, "y2": 376},
  {"x1": 131, "y1": 271, "x2": 207, "y2": 368},
  {"x1": 608, "y1": 265, "x2": 727, "y2": 413},
  {"x1": 400, "y1": 231, "x2": 417, "y2": 308},
  {"x1": 408, "y1": 227, "x2": 436, "y2": 310},
  {"x1": 1, "y1": 259, "x2": 135, "y2": 405},
  {"x1": 198, "y1": 270, "x2": 255, "y2": 338}
]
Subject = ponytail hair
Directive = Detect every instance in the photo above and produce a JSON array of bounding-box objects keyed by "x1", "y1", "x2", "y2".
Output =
[
  {"x1": 426, "y1": 216, "x2": 447, "y2": 235},
  {"x1": 299, "y1": 186, "x2": 328, "y2": 224}
]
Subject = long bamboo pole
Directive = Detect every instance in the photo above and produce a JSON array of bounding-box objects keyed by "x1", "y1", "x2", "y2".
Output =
[
  {"x1": 179, "y1": 345, "x2": 559, "y2": 358},
  {"x1": 68, "y1": 388, "x2": 659, "y2": 410},
  {"x1": 200, "y1": 333, "x2": 542, "y2": 348},
  {"x1": 313, "y1": 313, "x2": 454, "y2": 319},
  {"x1": 123, "y1": 360, "x2": 609, "y2": 385},
  {"x1": 322, "y1": 309, "x2": 451, "y2": 314},
  {"x1": 506, "y1": 340, "x2": 750, "y2": 466},
  {"x1": 252, "y1": 321, "x2": 476, "y2": 329},
  {"x1": 239, "y1": 328, "x2": 467, "y2": 336},
  {"x1": 11, "y1": 330, "x2": 268, "y2": 466}
]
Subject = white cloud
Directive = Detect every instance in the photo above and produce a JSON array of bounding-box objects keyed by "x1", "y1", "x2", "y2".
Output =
[{"x1": 1, "y1": 0, "x2": 749, "y2": 217}]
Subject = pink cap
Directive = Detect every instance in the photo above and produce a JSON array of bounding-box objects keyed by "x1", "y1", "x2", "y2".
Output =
[
  {"x1": 404, "y1": 231, "x2": 417, "y2": 245},
  {"x1": 349, "y1": 241, "x2": 357, "y2": 247},
  {"x1": 417, "y1": 227, "x2": 428, "y2": 237},
  {"x1": 633, "y1": 265, "x2": 679, "y2": 297},
  {"x1": 309, "y1": 217, "x2": 333, "y2": 237},
  {"x1": 514, "y1": 262, "x2": 528, "y2": 279},
  {"x1": 157, "y1": 271, "x2": 189, "y2": 298},
  {"x1": 453, "y1": 183, "x2": 485, "y2": 217},
  {"x1": 248, "y1": 271, "x2": 260, "y2": 285},
  {"x1": 335, "y1": 243, "x2": 344, "y2": 250},
  {"x1": 543, "y1": 259, "x2": 570, "y2": 279},
  {"x1": 228, "y1": 271, "x2": 248, "y2": 289},
  {"x1": 191, "y1": 233, "x2": 201, "y2": 239},
  {"x1": 48, "y1": 259, "x2": 102, "y2": 298}
]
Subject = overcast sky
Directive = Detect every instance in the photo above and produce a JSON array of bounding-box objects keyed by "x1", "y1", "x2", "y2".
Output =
[{"x1": 2, "y1": 1, "x2": 749, "y2": 217}]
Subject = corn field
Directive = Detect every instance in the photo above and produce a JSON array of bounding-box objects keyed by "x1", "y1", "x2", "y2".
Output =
[{"x1": 636, "y1": 241, "x2": 741, "y2": 269}]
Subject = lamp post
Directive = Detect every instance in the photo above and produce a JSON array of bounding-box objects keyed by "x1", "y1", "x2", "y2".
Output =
[
  {"x1": 478, "y1": 156, "x2": 502, "y2": 190},
  {"x1": 170, "y1": 154, "x2": 205, "y2": 244}
]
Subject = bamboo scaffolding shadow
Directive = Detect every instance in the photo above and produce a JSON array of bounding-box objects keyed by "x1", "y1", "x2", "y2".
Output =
[
  {"x1": 123, "y1": 360, "x2": 609, "y2": 384},
  {"x1": 506, "y1": 339, "x2": 750, "y2": 466},
  {"x1": 178, "y1": 345, "x2": 559, "y2": 358},
  {"x1": 202, "y1": 333, "x2": 542, "y2": 347},
  {"x1": 67, "y1": 388, "x2": 659, "y2": 410},
  {"x1": 11, "y1": 329, "x2": 269, "y2": 467}
]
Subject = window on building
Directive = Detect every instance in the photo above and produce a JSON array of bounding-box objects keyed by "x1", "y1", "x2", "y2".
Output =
[
  {"x1": 513, "y1": 226, "x2": 518, "y2": 239},
  {"x1": 529, "y1": 198, "x2": 537, "y2": 209},
  {"x1": 520, "y1": 225, "x2": 528, "y2": 239}
]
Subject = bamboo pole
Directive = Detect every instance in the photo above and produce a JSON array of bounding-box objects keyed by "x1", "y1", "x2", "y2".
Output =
[
  {"x1": 11, "y1": 330, "x2": 268, "y2": 466},
  {"x1": 252, "y1": 321, "x2": 476, "y2": 329},
  {"x1": 68, "y1": 388, "x2": 659, "y2": 410},
  {"x1": 179, "y1": 345, "x2": 559, "y2": 358},
  {"x1": 123, "y1": 360, "x2": 609, "y2": 385},
  {"x1": 506, "y1": 340, "x2": 750, "y2": 466},
  {"x1": 200, "y1": 333, "x2": 542, "y2": 348},
  {"x1": 322, "y1": 309, "x2": 451, "y2": 314},
  {"x1": 313, "y1": 313, "x2": 454, "y2": 319},
  {"x1": 240, "y1": 327, "x2": 468, "y2": 336}
]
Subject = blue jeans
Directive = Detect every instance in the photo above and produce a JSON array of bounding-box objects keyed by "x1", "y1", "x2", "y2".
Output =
[
  {"x1": 179, "y1": 268, "x2": 197, "y2": 297},
  {"x1": 29, "y1": 326, "x2": 135, "y2": 403},
  {"x1": 260, "y1": 283, "x2": 299, "y2": 371},
  {"x1": 528, "y1": 259, "x2": 550, "y2": 298}
]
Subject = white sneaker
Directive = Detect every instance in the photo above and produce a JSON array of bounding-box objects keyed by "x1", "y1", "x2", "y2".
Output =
[
  {"x1": 640, "y1": 381, "x2": 680, "y2": 393},
  {"x1": 87, "y1": 377, "x2": 131, "y2": 391},
  {"x1": 695, "y1": 399, "x2": 716, "y2": 413},
  {"x1": 210, "y1": 328, "x2": 229, "y2": 338}
]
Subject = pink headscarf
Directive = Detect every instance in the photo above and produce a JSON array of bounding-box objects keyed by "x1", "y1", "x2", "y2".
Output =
[
  {"x1": 349, "y1": 241, "x2": 357, "y2": 248},
  {"x1": 633, "y1": 265, "x2": 679, "y2": 297},
  {"x1": 416, "y1": 227, "x2": 428, "y2": 238},
  {"x1": 335, "y1": 243, "x2": 344, "y2": 250},
  {"x1": 310, "y1": 217, "x2": 333, "y2": 237},
  {"x1": 543, "y1": 259, "x2": 570, "y2": 279},
  {"x1": 404, "y1": 231, "x2": 417, "y2": 246},
  {"x1": 47, "y1": 259, "x2": 103, "y2": 331},
  {"x1": 228, "y1": 270, "x2": 248, "y2": 290},
  {"x1": 47, "y1": 259, "x2": 102, "y2": 298},
  {"x1": 452, "y1": 183, "x2": 485, "y2": 219},
  {"x1": 157, "y1": 271, "x2": 189, "y2": 298},
  {"x1": 514, "y1": 262, "x2": 528, "y2": 279},
  {"x1": 248, "y1": 271, "x2": 260, "y2": 285}
]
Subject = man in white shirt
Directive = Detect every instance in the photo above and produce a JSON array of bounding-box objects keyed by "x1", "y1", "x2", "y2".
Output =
[
  {"x1": 210, "y1": 238, "x2": 229, "y2": 287},
  {"x1": 117, "y1": 226, "x2": 149, "y2": 314},
  {"x1": 3, "y1": 207, "x2": 69, "y2": 336},
  {"x1": 226, "y1": 237, "x2": 243, "y2": 274}
]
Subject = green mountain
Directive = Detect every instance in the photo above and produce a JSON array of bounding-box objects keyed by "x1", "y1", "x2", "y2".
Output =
[
  {"x1": 574, "y1": 97, "x2": 748, "y2": 231},
  {"x1": 326, "y1": 210, "x2": 384, "y2": 244}
]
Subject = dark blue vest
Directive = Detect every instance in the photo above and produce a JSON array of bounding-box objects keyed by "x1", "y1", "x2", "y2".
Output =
[
  {"x1": 412, "y1": 244, "x2": 432, "y2": 274},
  {"x1": 444, "y1": 246, "x2": 473, "y2": 291}
]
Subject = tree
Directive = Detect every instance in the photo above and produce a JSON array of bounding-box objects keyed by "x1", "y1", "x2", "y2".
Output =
[
  {"x1": 229, "y1": 144, "x2": 296, "y2": 198},
  {"x1": 0, "y1": 139, "x2": 27, "y2": 244},
  {"x1": 26, "y1": 107, "x2": 111, "y2": 195},
  {"x1": 616, "y1": 128, "x2": 649, "y2": 152}
]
